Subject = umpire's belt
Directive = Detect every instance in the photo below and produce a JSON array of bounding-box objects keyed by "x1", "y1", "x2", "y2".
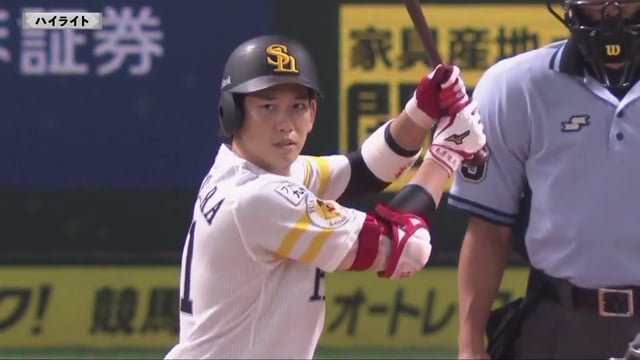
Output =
[{"x1": 532, "y1": 269, "x2": 640, "y2": 318}]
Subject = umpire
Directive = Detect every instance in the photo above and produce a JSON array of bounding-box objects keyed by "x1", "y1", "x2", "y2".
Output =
[{"x1": 450, "y1": 1, "x2": 640, "y2": 359}]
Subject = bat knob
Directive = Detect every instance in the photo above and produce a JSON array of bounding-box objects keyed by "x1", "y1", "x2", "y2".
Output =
[{"x1": 463, "y1": 148, "x2": 488, "y2": 166}]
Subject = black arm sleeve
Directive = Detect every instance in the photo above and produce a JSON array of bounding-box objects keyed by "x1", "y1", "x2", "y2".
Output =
[
  {"x1": 339, "y1": 150, "x2": 390, "y2": 200},
  {"x1": 386, "y1": 184, "x2": 437, "y2": 221},
  {"x1": 339, "y1": 124, "x2": 422, "y2": 200}
]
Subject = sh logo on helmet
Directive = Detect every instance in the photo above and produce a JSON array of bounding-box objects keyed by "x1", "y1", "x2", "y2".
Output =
[{"x1": 266, "y1": 44, "x2": 299, "y2": 74}]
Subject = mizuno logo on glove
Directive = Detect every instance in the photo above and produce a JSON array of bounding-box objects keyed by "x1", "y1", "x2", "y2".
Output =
[{"x1": 444, "y1": 130, "x2": 470, "y2": 145}]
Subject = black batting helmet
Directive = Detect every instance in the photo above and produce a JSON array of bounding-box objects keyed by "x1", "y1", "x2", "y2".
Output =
[
  {"x1": 218, "y1": 35, "x2": 322, "y2": 137},
  {"x1": 547, "y1": 0, "x2": 640, "y2": 90}
]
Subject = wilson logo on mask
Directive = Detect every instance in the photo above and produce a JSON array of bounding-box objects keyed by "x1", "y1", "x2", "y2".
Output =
[{"x1": 605, "y1": 44, "x2": 622, "y2": 56}]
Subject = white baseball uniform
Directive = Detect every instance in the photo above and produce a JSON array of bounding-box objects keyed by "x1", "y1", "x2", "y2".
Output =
[{"x1": 164, "y1": 144, "x2": 367, "y2": 359}]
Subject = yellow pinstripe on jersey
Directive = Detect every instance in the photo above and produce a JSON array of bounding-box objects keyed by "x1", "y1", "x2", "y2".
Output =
[
  {"x1": 309, "y1": 156, "x2": 330, "y2": 197},
  {"x1": 298, "y1": 228, "x2": 333, "y2": 263},
  {"x1": 270, "y1": 153, "x2": 357, "y2": 263},
  {"x1": 275, "y1": 213, "x2": 310, "y2": 258},
  {"x1": 275, "y1": 210, "x2": 336, "y2": 263},
  {"x1": 302, "y1": 158, "x2": 312, "y2": 188},
  {"x1": 295, "y1": 154, "x2": 350, "y2": 201}
]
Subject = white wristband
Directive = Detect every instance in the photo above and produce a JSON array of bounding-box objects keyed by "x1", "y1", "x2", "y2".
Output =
[
  {"x1": 361, "y1": 121, "x2": 422, "y2": 182},
  {"x1": 404, "y1": 91, "x2": 436, "y2": 129}
]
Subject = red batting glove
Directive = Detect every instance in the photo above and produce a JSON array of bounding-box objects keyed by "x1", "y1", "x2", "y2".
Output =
[
  {"x1": 438, "y1": 67, "x2": 469, "y2": 111},
  {"x1": 404, "y1": 64, "x2": 469, "y2": 129}
]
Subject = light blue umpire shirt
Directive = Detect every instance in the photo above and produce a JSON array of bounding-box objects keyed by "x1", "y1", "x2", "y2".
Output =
[{"x1": 449, "y1": 38, "x2": 640, "y2": 289}]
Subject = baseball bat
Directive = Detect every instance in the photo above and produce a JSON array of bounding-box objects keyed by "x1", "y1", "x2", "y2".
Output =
[{"x1": 403, "y1": 0, "x2": 488, "y2": 165}]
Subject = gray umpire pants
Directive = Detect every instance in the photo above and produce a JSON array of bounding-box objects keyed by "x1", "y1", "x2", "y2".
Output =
[{"x1": 513, "y1": 298, "x2": 640, "y2": 359}]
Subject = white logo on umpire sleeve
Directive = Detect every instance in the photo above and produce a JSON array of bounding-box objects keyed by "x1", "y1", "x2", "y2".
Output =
[{"x1": 561, "y1": 115, "x2": 590, "y2": 132}]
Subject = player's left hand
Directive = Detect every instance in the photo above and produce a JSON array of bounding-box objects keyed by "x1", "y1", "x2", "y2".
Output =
[{"x1": 404, "y1": 64, "x2": 469, "y2": 129}]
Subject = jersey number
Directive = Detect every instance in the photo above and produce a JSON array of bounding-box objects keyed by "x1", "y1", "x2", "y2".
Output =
[
  {"x1": 179, "y1": 221, "x2": 196, "y2": 314},
  {"x1": 309, "y1": 268, "x2": 326, "y2": 302},
  {"x1": 180, "y1": 198, "x2": 224, "y2": 315}
]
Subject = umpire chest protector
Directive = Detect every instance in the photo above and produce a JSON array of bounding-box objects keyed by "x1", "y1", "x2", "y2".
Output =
[{"x1": 218, "y1": 35, "x2": 323, "y2": 137}]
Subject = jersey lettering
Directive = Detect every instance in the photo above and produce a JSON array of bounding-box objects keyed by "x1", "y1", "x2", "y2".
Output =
[
  {"x1": 181, "y1": 190, "x2": 225, "y2": 314},
  {"x1": 200, "y1": 186, "x2": 224, "y2": 224}
]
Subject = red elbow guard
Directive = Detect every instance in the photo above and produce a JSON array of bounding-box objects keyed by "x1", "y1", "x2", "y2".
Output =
[
  {"x1": 374, "y1": 203, "x2": 430, "y2": 279},
  {"x1": 347, "y1": 213, "x2": 387, "y2": 271},
  {"x1": 348, "y1": 204, "x2": 431, "y2": 278}
]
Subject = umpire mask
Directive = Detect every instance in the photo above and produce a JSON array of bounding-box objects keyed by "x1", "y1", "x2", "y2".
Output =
[{"x1": 549, "y1": 0, "x2": 640, "y2": 90}]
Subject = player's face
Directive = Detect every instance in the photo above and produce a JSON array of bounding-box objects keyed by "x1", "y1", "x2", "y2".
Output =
[{"x1": 234, "y1": 83, "x2": 316, "y2": 176}]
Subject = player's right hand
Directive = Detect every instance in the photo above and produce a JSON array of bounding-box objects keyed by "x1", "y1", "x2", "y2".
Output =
[
  {"x1": 425, "y1": 99, "x2": 486, "y2": 176},
  {"x1": 404, "y1": 64, "x2": 468, "y2": 129}
]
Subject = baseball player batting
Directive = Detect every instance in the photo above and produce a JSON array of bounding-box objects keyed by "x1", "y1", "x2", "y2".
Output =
[{"x1": 164, "y1": 34, "x2": 485, "y2": 359}]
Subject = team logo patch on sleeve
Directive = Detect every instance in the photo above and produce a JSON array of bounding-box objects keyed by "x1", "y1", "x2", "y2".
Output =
[
  {"x1": 306, "y1": 198, "x2": 349, "y2": 228},
  {"x1": 274, "y1": 182, "x2": 308, "y2": 206}
]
